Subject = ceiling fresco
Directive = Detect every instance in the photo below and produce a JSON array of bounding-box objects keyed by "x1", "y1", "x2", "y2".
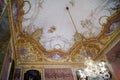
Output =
[
  {"x1": 21, "y1": 0, "x2": 120, "y2": 51},
  {"x1": 9, "y1": 0, "x2": 120, "y2": 63},
  {"x1": 0, "y1": 0, "x2": 119, "y2": 79},
  {"x1": 0, "y1": 0, "x2": 120, "y2": 79}
]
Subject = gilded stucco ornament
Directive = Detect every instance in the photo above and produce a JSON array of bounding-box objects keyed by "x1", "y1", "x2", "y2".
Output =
[
  {"x1": 7, "y1": 0, "x2": 120, "y2": 80},
  {"x1": 74, "y1": 32, "x2": 85, "y2": 42},
  {"x1": 71, "y1": 8, "x2": 120, "y2": 61},
  {"x1": 15, "y1": 33, "x2": 44, "y2": 64},
  {"x1": 10, "y1": 0, "x2": 120, "y2": 65},
  {"x1": 31, "y1": 28, "x2": 43, "y2": 41},
  {"x1": 71, "y1": 42, "x2": 101, "y2": 62}
]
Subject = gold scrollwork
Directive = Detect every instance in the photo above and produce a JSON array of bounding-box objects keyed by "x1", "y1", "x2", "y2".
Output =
[
  {"x1": 71, "y1": 41, "x2": 102, "y2": 62},
  {"x1": 15, "y1": 33, "x2": 44, "y2": 64},
  {"x1": 23, "y1": 1, "x2": 31, "y2": 14}
]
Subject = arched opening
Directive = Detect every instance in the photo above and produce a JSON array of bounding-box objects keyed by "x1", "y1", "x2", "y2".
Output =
[{"x1": 24, "y1": 70, "x2": 41, "y2": 80}]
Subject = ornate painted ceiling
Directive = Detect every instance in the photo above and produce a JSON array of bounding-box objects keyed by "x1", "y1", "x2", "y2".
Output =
[
  {"x1": 21, "y1": 0, "x2": 120, "y2": 51},
  {"x1": 0, "y1": 0, "x2": 120, "y2": 79},
  {"x1": 9, "y1": 0, "x2": 120, "y2": 62}
]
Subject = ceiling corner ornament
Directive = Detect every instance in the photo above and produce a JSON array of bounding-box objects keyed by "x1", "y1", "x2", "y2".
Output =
[
  {"x1": 70, "y1": 42, "x2": 101, "y2": 62},
  {"x1": 15, "y1": 33, "x2": 45, "y2": 64}
]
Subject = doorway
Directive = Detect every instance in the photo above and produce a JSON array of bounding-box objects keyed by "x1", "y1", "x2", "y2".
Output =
[{"x1": 24, "y1": 70, "x2": 41, "y2": 80}]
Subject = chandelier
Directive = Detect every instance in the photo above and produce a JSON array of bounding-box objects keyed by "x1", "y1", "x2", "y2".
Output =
[{"x1": 76, "y1": 57, "x2": 112, "y2": 80}]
